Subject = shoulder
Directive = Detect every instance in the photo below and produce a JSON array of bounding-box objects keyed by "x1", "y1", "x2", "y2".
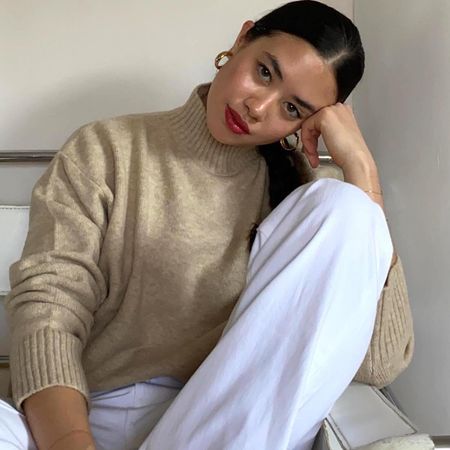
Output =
[
  {"x1": 64, "y1": 111, "x2": 165, "y2": 150},
  {"x1": 58, "y1": 110, "x2": 171, "y2": 180}
]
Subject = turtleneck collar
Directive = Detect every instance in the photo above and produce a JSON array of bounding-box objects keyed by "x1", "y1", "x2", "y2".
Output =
[{"x1": 167, "y1": 83, "x2": 261, "y2": 176}]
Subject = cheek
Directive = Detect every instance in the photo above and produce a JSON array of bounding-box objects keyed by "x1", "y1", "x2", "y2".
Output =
[
  {"x1": 216, "y1": 59, "x2": 257, "y2": 95},
  {"x1": 263, "y1": 119, "x2": 297, "y2": 141},
  {"x1": 205, "y1": 101, "x2": 224, "y2": 140}
]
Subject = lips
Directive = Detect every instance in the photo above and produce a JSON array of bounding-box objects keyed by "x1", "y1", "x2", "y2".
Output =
[{"x1": 225, "y1": 105, "x2": 250, "y2": 135}]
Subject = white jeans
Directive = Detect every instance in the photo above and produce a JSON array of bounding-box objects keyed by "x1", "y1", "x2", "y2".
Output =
[{"x1": 0, "y1": 178, "x2": 393, "y2": 450}]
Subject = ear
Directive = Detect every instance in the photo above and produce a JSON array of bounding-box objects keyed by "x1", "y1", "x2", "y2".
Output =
[{"x1": 230, "y1": 20, "x2": 255, "y2": 54}]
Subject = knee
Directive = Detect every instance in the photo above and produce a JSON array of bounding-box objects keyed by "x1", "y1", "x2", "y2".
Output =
[
  {"x1": 256, "y1": 178, "x2": 393, "y2": 279},
  {"x1": 308, "y1": 178, "x2": 392, "y2": 252},
  {"x1": 296, "y1": 178, "x2": 382, "y2": 223},
  {"x1": 284, "y1": 178, "x2": 391, "y2": 247},
  {"x1": 315, "y1": 178, "x2": 378, "y2": 215},
  {"x1": 260, "y1": 177, "x2": 390, "y2": 248}
]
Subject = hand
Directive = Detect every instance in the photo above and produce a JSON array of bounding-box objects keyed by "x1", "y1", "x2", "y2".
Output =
[
  {"x1": 299, "y1": 103, "x2": 375, "y2": 171},
  {"x1": 299, "y1": 102, "x2": 385, "y2": 212}
]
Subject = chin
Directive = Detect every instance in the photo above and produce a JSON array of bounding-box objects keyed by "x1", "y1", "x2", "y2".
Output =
[
  {"x1": 212, "y1": 129, "x2": 248, "y2": 146},
  {"x1": 206, "y1": 113, "x2": 255, "y2": 147}
]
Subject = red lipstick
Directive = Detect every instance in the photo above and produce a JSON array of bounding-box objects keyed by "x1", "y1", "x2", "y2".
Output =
[{"x1": 225, "y1": 105, "x2": 250, "y2": 135}]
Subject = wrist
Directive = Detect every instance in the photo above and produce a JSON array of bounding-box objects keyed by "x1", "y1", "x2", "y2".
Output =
[
  {"x1": 341, "y1": 149, "x2": 378, "y2": 182},
  {"x1": 341, "y1": 152, "x2": 385, "y2": 209},
  {"x1": 48, "y1": 430, "x2": 95, "y2": 450},
  {"x1": 341, "y1": 152, "x2": 380, "y2": 189}
]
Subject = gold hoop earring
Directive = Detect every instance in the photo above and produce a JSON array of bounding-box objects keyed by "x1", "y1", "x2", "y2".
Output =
[
  {"x1": 215, "y1": 50, "x2": 233, "y2": 69},
  {"x1": 280, "y1": 133, "x2": 299, "y2": 152}
]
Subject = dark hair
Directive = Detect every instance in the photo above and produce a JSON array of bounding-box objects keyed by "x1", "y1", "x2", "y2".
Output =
[{"x1": 247, "y1": 0, "x2": 365, "y2": 250}]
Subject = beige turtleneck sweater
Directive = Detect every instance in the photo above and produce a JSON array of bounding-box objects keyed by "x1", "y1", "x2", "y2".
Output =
[{"x1": 5, "y1": 84, "x2": 413, "y2": 411}]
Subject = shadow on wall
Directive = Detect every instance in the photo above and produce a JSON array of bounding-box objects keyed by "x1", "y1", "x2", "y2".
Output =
[
  {"x1": 4, "y1": 70, "x2": 192, "y2": 152},
  {"x1": 2, "y1": 71, "x2": 192, "y2": 204}
]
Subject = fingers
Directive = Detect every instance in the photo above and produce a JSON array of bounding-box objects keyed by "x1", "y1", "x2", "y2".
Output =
[
  {"x1": 300, "y1": 113, "x2": 321, "y2": 169},
  {"x1": 298, "y1": 103, "x2": 356, "y2": 169},
  {"x1": 301, "y1": 143, "x2": 320, "y2": 169}
]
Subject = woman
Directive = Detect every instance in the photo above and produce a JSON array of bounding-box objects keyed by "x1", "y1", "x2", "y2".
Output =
[{"x1": 1, "y1": 1, "x2": 413, "y2": 449}]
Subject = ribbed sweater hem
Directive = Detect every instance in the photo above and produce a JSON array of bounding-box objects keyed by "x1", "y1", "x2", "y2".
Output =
[
  {"x1": 11, "y1": 327, "x2": 90, "y2": 412},
  {"x1": 354, "y1": 257, "x2": 414, "y2": 387}
]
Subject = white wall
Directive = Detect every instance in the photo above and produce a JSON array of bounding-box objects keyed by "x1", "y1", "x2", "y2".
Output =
[
  {"x1": 354, "y1": 0, "x2": 450, "y2": 434},
  {"x1": 1, "y1": 0, "x2": 352, "y2": 151},
  {"x1": 0, "y1": 0, "x2": 352, "y2": 203}
]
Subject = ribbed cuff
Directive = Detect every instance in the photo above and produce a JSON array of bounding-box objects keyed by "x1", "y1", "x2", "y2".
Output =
[
  {"x1": 354, "y1": 256, "x2": 414, "y2": 387},
  {"x1": 10, "y1": 327, "x2": 90, "y2": 412}
]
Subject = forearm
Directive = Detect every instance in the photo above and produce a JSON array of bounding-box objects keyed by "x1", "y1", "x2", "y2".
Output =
[
  {"x1": 340, "y1": 152, "x2": 398, "y2": 270},
  {"x1": 341, "y1": 153, "x2": 414, "y2": 383},
  {"x1": 23, "y1": 386, "x2": 95, "y2": 450}
]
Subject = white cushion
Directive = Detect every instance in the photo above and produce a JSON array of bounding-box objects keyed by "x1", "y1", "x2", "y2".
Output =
[
  {"x1": 356, "y1": 434, "x2": 434, "y2": 450},
  {"x1": 0, "y1": 206, "x2": 29, "y2": 295}
]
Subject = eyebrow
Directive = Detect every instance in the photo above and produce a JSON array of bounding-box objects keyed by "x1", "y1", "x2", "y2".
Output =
[{"x1": 263, "y1": 51, "x2": 318, "y2": 114}]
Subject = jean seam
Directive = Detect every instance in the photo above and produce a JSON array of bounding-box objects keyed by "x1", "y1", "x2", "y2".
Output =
[{"x1": 123, "y1": 383, "x2": 135, "y2": 449}]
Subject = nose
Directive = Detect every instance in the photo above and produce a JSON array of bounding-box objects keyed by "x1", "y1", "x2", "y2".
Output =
[{"x1": 244, "y1": 91, "x2": 277, "y2": 122}]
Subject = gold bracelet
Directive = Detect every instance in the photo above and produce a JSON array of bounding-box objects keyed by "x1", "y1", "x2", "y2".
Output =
[
  {"x1": 364, "y1": 189, "x2": 383, "y2": 196},
  {"x1": 48, "y1": 430, "x2": 93, "y2": 450}
]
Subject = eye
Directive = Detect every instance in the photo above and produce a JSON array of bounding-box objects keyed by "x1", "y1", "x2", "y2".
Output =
[
  {"x1": 284, "y1": 102, "x2": 301, "y2": 119},
  {"x1": 257, "y1": 62, "x2": 271, "y2": 82}
]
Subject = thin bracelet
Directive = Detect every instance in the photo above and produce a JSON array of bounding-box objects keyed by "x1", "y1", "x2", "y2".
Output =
[
  {"x1": 48, "y1": 430, "x2": 93, "y2": 450},
  {"x1": 364, "y1": 189, "x2": 383, "y2": 196}
]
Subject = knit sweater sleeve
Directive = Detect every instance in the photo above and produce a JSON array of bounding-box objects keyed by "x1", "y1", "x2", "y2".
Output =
[
  {"x1": 353, "y1": 255, "x2": 414, "y2": 387},
  {"x1": 4, "y1": 125, "x2": 114, "y2": 411}
]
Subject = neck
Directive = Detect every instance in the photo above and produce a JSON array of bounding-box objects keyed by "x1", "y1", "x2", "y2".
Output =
[{"x1": 167, "y1": 83, "x2": 261, "y2": 176}]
